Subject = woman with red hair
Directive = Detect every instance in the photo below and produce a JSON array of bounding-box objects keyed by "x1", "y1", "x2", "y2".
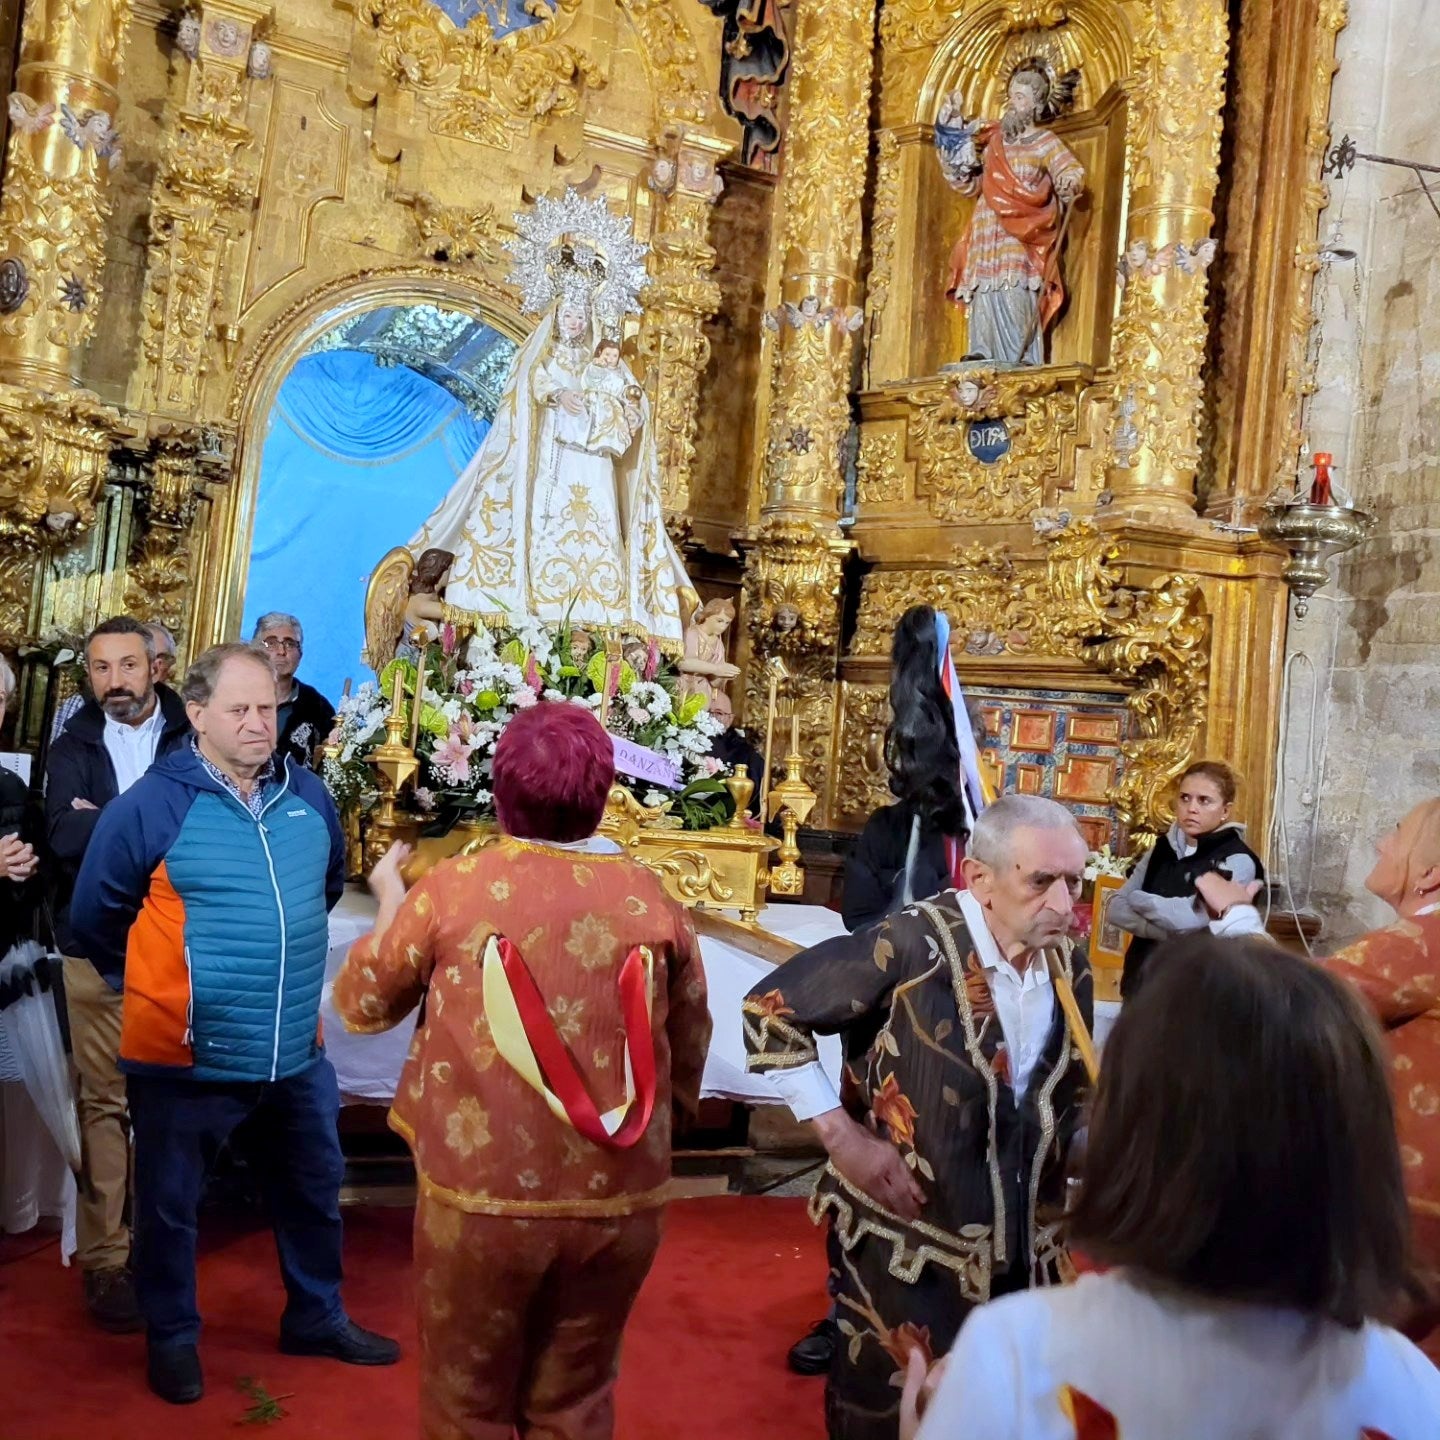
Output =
[{"x1": 334, "y1": 701, "x2": 712, "y2": 1440}]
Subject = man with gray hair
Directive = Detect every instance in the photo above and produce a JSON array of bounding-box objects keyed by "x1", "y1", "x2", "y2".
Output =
[
  {"x1": 743, "y1": 794, "x2": 1092, "y2": 1440},
  {"x1": 71, "y1": 641, "x2": 397, "y2": 1403},
  {"x1": 252, "y1": 612, "x2": 334, "y2": 772}
]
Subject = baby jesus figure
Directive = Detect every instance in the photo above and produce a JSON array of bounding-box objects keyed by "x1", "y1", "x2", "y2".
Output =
[{"x1": 582, "y1": 337, "x2": 644, "y2": 458}]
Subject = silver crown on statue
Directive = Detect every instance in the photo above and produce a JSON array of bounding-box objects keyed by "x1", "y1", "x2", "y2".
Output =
[{"x1": 506, "y1": 188, "x2": 650, "y2": 330}]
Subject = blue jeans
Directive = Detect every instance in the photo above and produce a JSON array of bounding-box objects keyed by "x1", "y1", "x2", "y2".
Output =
[{"x1": 127, "y1": 1056, "x2": 347, "y2": 1348}]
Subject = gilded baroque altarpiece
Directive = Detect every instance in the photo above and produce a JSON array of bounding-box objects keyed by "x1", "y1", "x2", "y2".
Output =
[{"x1": 0, "y1": 0, "x2": 1348, "y2": 850}]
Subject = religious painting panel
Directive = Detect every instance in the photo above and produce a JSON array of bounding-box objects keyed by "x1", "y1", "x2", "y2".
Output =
[{"x1": 833, "y1": 675, "x2": 1135, "y2": 854}]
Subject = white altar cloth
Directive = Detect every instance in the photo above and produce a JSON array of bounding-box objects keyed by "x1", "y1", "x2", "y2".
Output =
[{"x1": 320, "y1": 889, "x2": 845, "y2": 1106}]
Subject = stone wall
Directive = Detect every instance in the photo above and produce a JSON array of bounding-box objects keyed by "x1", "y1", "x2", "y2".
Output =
[{"x1": 1277, "y1": 0, "x2": 1440, "y2": 941}]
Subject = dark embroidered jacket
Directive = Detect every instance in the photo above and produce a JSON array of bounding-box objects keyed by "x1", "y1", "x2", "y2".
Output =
[{"x1": 743, "y1": 893, "x2": 1091, "y2": 1302}]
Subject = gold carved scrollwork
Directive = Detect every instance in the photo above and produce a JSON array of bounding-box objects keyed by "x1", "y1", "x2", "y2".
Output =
[
  {"x1": 641, "y1": 848, "x2": 736, "y2": 905},
  {"x1": 0, "y1": 390, "x2": 120, "y2": 537},
  {"x1": 1002, "y1": 1, "x2": 1068, "y2": 33},
  {"x1": 834, "y1": 682, "x2": 892, "y2": 824},
  {"x1": 864, "y1": 130, "x2": 901, "y2": 340},
  {"x1": 744, "y1": 518, "x2": 847, "y2": 655},
  {"x1": 124, "y1": 530, "x2": 194, "y2": 644},
  {"x1": 1105, "y1": 0, "x2": 1228, "y2": 516},
  {"x1": 397, "y1": 191, "x2": 501, "y2": 266},
  {"x1": 852, "y1": 522, "x2": 1209, "y2": 836},
  {"x1": 907, "y1": 370, "x2": 1081, "y2": 523},
  {"x1": 619, "y1": 0, "x2": 710, "y2": 127},
  {"x1": 1274, "y1": 0, "x2": 1349, "y2": 492},
  {"x1": 354, "y1": 0, "x2": 605, "y2": 148},
  {"x1": 880, "y1": 0, "x2": 965, "y2": 53},
  {"x1": 639, "y1": 137, "x2": 729, "y2": 526},
  {"x1": 138, "y1": 1, "x2": 269, "y2": 420},
  {"x1": 855, "y1": 430, "x2": 904, "y2": 505},
  {"x1": 0, "y1": 140, "x2": 115, "y2": 359}
]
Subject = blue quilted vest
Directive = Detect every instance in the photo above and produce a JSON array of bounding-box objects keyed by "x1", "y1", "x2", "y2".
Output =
[{"x1": 155, "y1": 752, "x2": 334, "y2": 1082}]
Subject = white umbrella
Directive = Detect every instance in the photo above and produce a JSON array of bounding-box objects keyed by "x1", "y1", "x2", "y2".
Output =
[{"x1": 0, "y1": 941, "x2": 81, "y2": 1172}]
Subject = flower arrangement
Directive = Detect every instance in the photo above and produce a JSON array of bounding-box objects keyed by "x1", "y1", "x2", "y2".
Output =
[
  {"x1": 322, "y1": 616, "x2": 733, "y2": 831},
  {"x1": 1083, "y1": 845, "x2": 1133, "y2": 882}
]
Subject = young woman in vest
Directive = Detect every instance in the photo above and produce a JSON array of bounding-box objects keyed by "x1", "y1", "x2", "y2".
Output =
[{"x1": 1107, "y1": 759, "x2": 1264, "y2": 997}]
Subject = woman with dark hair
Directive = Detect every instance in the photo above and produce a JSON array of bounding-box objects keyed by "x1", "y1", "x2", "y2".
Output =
[
  {"x1": 842, "y1": 605, "x2": 976, "y2": 932},
  {"x1": 1107, "y1": 757, "x2": 1265, "y2": 997},
  {"x1": 903, "y1": 934, "x2": 1440, "y2": 1439}
]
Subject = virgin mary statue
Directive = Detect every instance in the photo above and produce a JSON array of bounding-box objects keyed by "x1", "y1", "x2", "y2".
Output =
[{"x1": 404, "y1": 192, "x2": 696, "y2": 651}]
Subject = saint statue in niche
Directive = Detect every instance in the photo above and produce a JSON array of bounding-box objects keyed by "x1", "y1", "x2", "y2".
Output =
[
  {"x1": 934, "y1": 59, "x2": 1085, "y2": 369},
  {"x1": 371, "y1": 191, "x2": 696, "y2": 662}
]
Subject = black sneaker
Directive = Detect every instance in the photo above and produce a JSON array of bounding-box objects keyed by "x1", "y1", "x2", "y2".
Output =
[
  {"x1": 147, "y1": 1343, "x2": 204, "y2": 1405},
  {"x1": 279, "y1": 1317, "x2": 400, "y2": 1366},
  {"x1": 83, "y1": 1266, "x2": 143, "y2": 1334},
  {"x1": 787, "y1": 1316, "x2": 839, "y2": 1376}
]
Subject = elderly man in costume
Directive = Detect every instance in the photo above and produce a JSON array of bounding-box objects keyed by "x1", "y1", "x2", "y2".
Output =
[
  {"x1": 744, "y1": 793, "x2": 1093, "y2": 1440},
  {"x1": 1202, "y1": 796, "x2": 1440, "y2": 1358},
  {"x1": 333, "y1": 700, "x2": 712, "y2": 1440}
]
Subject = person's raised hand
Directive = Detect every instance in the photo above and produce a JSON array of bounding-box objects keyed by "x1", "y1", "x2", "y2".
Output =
[
  {"x1": 813, "y1": 1109, "x2": 925, "y2": 1220},
  {"x1": 366, "y1": 841, "x2": 413, "y2": 906},
  {"x1": 71, "y1": 797, "x2": 98, "y2": 811},
  {"x1": 1195, "y1": 871, "x2": 1262, "y2": 917}
]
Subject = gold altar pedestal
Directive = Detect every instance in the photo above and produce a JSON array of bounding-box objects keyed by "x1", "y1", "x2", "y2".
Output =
[{"x1": 377, "y1": 783, "x2": 778, "y2": 924}]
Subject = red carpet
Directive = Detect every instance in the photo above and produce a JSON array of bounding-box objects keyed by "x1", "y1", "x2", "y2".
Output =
[{"x1": 0, "y1": 1196, "x2": 828, "y2": 1439}]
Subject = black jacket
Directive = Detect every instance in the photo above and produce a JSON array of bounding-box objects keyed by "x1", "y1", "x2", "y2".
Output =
[
  {"x1": 277, "y1": 678, "x2": 336, "y2": 772},
  {"x1": 842, "y1": 802, "x2": 957, "y2": 933},
  {"x1": 44, "y1": 686, "x2": 191, "y2": 954},
  {"x1": 1, "y1": 764, "x2": 41, "y2": 953}
]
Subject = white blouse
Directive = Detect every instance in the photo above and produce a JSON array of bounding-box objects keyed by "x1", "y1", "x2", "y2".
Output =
[{"x1": 918, "y1": 1270, "x2": 1440, "y2": 1440}]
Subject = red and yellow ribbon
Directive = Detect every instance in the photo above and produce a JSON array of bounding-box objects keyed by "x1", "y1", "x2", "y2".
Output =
[{"x1": 482, "y1": 936, "x2": 657, "y2": 1150}]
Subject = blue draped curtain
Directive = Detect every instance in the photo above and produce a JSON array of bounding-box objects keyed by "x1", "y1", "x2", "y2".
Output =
[{"x1": 241, "y1": 350, "x2": 488, "y2": 704}]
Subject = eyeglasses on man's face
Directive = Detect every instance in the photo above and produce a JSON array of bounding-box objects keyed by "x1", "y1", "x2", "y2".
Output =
[{"x1": 260, "y1": 636, "x2": 301, "y2": 654}]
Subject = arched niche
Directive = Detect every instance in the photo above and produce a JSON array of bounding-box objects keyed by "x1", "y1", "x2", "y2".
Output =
[
  {"x1": 867, "y1": 2, "x2": 1140, "y2": 386},
  {"x1": 196, "y1": 268, "x2": 528, "y2": 665}
]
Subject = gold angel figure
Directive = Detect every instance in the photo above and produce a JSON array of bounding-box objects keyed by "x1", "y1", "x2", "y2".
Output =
[{"x1": 363, "y1": 546, "x2": 459, "y2": 672}]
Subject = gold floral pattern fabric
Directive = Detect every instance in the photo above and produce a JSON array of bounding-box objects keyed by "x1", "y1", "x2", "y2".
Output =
[
  {"x1": 1326, "y1": 910, "x2": 1440, "y2": 1323},
  {"x1": 412, "y1": 1193, "x2": 662, "y2": 1440},
  {"x1": 333, "y1": 837, "x2": 711, "y2": 1218}
]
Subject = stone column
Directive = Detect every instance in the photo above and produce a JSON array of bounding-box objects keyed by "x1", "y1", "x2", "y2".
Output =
[
  {"x1": 0, "y1": 0, "x2": 130, "y2": 643},
  {"x1": 1104, "y1": 0, "x2": 1230, "y2": 523},
  {"x1": 640, "y1": 127, "x2": 732, "y2": 535},
  {"x1": 744, "y1": 0, "x2": 875, "y2": 825}
]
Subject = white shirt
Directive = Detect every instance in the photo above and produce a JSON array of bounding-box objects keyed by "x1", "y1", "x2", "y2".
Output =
[
  {"x1": 918, "y1": 1269, "x2": 1440, "y2": 1440},
  {"x1": 102, "y1": 702, "x2": 165, "y2": 795},
  {"x1": 956, "y1": 889, "x2": 1055, "y2": 1098},
  {"x1": 766, "y1": 891, "x2": 1056, "y2": 1121}
]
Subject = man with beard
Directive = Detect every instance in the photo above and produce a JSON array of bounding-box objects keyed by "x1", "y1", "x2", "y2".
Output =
[{"x1": 45, "y1": 615, "x2": 190, "y2": 1332}]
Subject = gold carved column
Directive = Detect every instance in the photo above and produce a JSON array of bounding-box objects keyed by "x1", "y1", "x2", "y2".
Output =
[
  {"x1": 124, "y1": 1, "x2": 271, "y2": 646},
  {"x1": 744, "y1": 0, "x2": 874, "y2": 825},
  {"x1": 1104, "y1": 0, "x2": 1229, "y2": 523},
  {"x1": 0, "y1": 0, "x2": 131, "y2": 643},
  {"x1": 641, "y1": 128, "x2": 732, "y2": 534}
]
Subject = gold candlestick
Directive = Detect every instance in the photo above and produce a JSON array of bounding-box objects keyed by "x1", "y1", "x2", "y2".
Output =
[{"x1": 766, "y1": 741, "x2": 818, "y2": 898}]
